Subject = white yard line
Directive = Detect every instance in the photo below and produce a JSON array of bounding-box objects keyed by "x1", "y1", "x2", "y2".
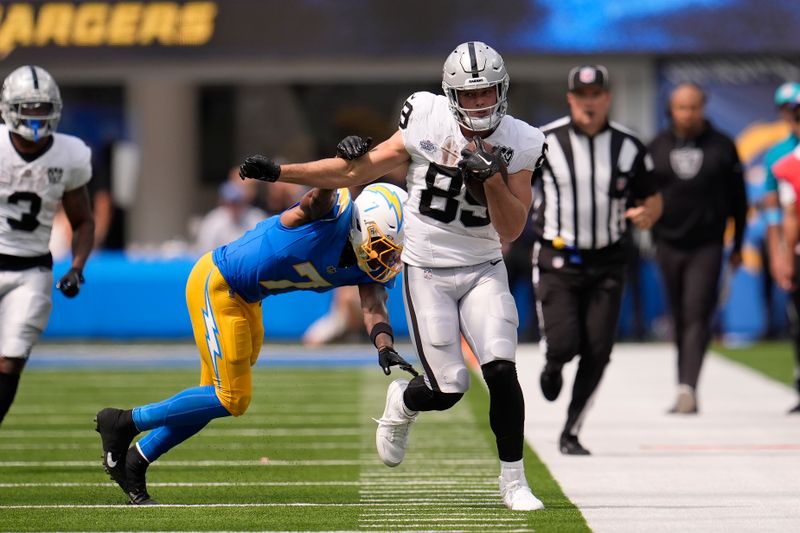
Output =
[
  {"x1": 357, "y1": 375, "x2": 533, "y2": 533},
  {"x1": 0, "y1": 458, "x2": 497, "y2": 468}
]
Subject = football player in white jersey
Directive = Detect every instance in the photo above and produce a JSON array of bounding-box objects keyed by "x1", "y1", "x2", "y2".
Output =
[
  {"x1": 240, "y1": 42, "x2": 547, "y2": 511},
  {"x1": 0, "y1": 66, "x2": 94, "y2": 427}
]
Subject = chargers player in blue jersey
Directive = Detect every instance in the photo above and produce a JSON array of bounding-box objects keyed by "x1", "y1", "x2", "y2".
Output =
[{"x1": 94, "y1": 154, "x2": 411, "y2": 504}]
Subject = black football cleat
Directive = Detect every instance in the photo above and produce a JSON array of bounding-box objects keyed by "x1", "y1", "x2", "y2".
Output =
[
  {"x1": 127, "y1": 488, "x2": 159, "y2": 506},
  {"x1": 126, "y1": 446, "x2": 159, "y2": 505},
  {"x1": 95, "y1": 408, "x2": 139, "y2": 493},
  {"x1": 540, "y1": 364, "x2": 563, "y2": 402},
  {"x1": 788, "y1": 402, "x2": 800, "y2": 414},
  {"x1": 559, "y1": 434, "x2": 591, "y2": 456}
]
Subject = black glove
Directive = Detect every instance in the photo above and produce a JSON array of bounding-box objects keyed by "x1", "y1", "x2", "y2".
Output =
[
  {"x1": 458, "y1": 137, "x2": 503, "y2": 182},
  {"x1": 239, "y1": 155, "x2": 281, "y2": 182},
  {"x1": 336, "y1": 135, "x2": 373, "y2": 160},
  {"x1": 56, "y1": 267, "x2": 84, "y2": 298},
  {"x1": 378, "y1": 346, "x2": 419, "y2": 377}
]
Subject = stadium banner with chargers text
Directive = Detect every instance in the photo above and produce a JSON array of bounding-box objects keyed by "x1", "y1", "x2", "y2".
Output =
[{"x1": 1, "y1": 0, "x2": 800, "y2": 64}]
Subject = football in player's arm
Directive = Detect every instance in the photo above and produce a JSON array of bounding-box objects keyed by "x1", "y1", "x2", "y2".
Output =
[
  {"x1": 241, "y1": 41, "x2": 547, "y2": 512},
  {"x1": 0, "y1": 65, "x2": 94, "y2": 428}
]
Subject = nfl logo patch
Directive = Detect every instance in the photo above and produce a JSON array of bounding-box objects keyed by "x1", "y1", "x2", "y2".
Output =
[{"x1": 47, "y1": 167, "x2": 63, "y2": 184}]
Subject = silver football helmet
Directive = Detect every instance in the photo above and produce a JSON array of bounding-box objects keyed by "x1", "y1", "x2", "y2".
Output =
[
  {"x1": 350, "y1": 183, "x2": 408, "y2": 283},
  {"x1": 1, "y1": 65, "x2": 62, "y2": 142},
  {"x1": 442, "y1": 41, "x2": 509, "y2": 132}
]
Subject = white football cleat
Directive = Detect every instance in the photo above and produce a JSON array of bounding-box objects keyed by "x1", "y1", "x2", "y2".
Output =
[
  {"x1": 375, "y1": 379, "x2": 417, "y2": 467},
  {"x1": 499, "y1": 474, "x2": 545, "y2": 511}
]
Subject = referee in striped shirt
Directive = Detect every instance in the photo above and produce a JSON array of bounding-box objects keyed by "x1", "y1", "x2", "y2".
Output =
[{"x1": 533, "y1": 65, "x2": 662, "y2": 455}]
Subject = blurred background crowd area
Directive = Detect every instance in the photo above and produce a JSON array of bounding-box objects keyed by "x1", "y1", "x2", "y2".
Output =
[{"x1": 5, "y1": 0, "x2": 800, "y2": 343}]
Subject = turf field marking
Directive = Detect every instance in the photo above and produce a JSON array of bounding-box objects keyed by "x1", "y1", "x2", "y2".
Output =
[
  {"x1": 6, "y1": 414, "x2": 358, "y2": 425},
  {"x1": 1, "y1": 502, "x2": 519, "y2": 509},
  {"x1": 0, "y1": 441, "x2": 363, "y2": 451},
  {"x1": 0, "y1": 504, "x2": 364, "y2": 509},
  {"x1": 0, "y1": 481, "x2": 362, "y2": 488},
  {"x1": 360, "y1": 517, "x2": 526, "y2": 523},
  {"x1": 357, "y1": 377, "x2": 532, "y2": 533},
  {"x1": 0, "y1": 428, "x2": 362, "y2": 438},
  {"x1": 0, "y1": 480, "x2": 495, "y2": 488},
  {"x1": 0, "y1": 458, "x2": 496, "y2": 467}
]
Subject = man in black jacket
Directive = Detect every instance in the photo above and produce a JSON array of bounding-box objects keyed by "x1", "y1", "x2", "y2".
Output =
[{"x1": 649, "y1": 82, "x2": 747, "y2": 414}]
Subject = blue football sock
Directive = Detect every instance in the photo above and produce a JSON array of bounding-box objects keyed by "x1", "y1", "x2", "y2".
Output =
[
  {"x1": 137, "y1": 422, "x2": 208, "y2": 462},
  {"x1": 132, "y1": 385, "x2": 230, "y2": 431}
]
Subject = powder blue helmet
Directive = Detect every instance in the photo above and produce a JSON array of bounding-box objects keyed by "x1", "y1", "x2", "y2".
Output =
[{"x1": 349, "y1": 183, "x2": 407, "y2": 283}]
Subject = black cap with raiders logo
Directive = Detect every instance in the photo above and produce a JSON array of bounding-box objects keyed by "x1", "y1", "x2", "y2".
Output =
[{"x1": 568, "y1": 65, "x2": 609, "y2": 91}]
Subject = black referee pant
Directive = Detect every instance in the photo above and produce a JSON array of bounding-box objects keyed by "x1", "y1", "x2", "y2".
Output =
[
  {"x1": 655, "y1": 240, "x2": 723, "y2": 390},
  {"x1": 534, "y1": 244, "x2": 626, "y2": 437}
]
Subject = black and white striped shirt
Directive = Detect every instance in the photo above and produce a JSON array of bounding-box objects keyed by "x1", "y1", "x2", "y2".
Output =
[{"x1": 535, "y1": 116, "x2": 657, "y2": 250}]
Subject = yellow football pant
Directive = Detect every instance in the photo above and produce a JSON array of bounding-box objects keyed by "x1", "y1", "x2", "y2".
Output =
[{"x1": 185, "y1": 253, "x2": 264, "y2": 416}]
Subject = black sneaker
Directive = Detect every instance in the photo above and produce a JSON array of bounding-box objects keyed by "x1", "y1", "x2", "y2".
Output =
[
  {"x1": 788, "y1": 402, "x2": 800, "y2": 414},
  {"x1": 95, "y1": 408, "x2": 139, "y2": 493},
  {"x1": 126, "y1": 446, "x2": 158, "y2": 505},
  {"x1": 540, "y1": 364, "x2": 563, "y2": 402},
  {"x1": 559, "y1": 434, "x2": 591, "y2": 455}
]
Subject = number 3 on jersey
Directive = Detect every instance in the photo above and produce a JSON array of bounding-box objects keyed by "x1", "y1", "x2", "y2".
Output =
[
  {"x1": 7, "y1": 191, "x2": 42, "y2": 232},
  {"x1": 418, "y1": 163, "x2": 489, "y2": 227}
]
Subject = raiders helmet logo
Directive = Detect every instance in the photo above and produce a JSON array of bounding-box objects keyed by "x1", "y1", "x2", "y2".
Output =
[
  {"x1": 47, "y1": 167, "x2": 64, "y2": 184},
  {"x1": 669, "y1": 148, "x2": 703, "y2": 180}
]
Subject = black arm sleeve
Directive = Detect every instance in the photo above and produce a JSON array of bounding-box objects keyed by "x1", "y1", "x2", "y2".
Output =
[{"x1": 630, "y1": 141, "x2": 659, "y2": 200}]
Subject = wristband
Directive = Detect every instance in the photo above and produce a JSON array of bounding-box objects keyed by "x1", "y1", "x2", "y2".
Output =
[
  {"x1": 764, "y1": 207, "x2": 782, "y2": 226},
  {"x1": 370, "y1": 322, "x2": 394, "y2": 347}
]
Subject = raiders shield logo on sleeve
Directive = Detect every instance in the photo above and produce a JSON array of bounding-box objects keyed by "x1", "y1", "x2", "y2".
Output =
[
  {"x1": 669, "y1": 148, "x2": 703, "y2": 180},
  {"x1": 47, "y1": 167, "x2": 64, "y2": 184},
  {"x1": 498, "y1": 146, "x2": 514, "y2": 166}
]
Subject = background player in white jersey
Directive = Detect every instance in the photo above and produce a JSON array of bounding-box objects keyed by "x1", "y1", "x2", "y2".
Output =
[
  {"x1": 0, "y1": 66, "x2": 94, "y2": 426},
  {"x1": 240, "y1": 42, "x2": 547, "y2": 511}
]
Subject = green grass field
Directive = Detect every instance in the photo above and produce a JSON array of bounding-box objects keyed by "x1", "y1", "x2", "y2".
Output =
[
  {"x1": 714, "y1": 341, "x2": 796, "y2": 387},
  {"x1": 0, "y1": 365, "x2": 589, "y2": 532}
]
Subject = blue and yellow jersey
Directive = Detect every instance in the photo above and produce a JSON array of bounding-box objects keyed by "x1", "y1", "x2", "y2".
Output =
[{"x1": 212, "y1": 189, "x2": 395, "y2": 303}]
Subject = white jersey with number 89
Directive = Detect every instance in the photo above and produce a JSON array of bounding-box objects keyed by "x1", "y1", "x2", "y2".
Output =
[
  {"x1": 398, "y1": 92, "x2": 545, "y2": 268},
  {"x1": 0, "y1": 125, "x2": 91, "y2": 257}
]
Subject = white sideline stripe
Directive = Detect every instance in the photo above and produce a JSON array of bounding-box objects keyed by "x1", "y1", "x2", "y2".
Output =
[{"x1": 0, "y1": 458, "x2": 496, "y2": 467}]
